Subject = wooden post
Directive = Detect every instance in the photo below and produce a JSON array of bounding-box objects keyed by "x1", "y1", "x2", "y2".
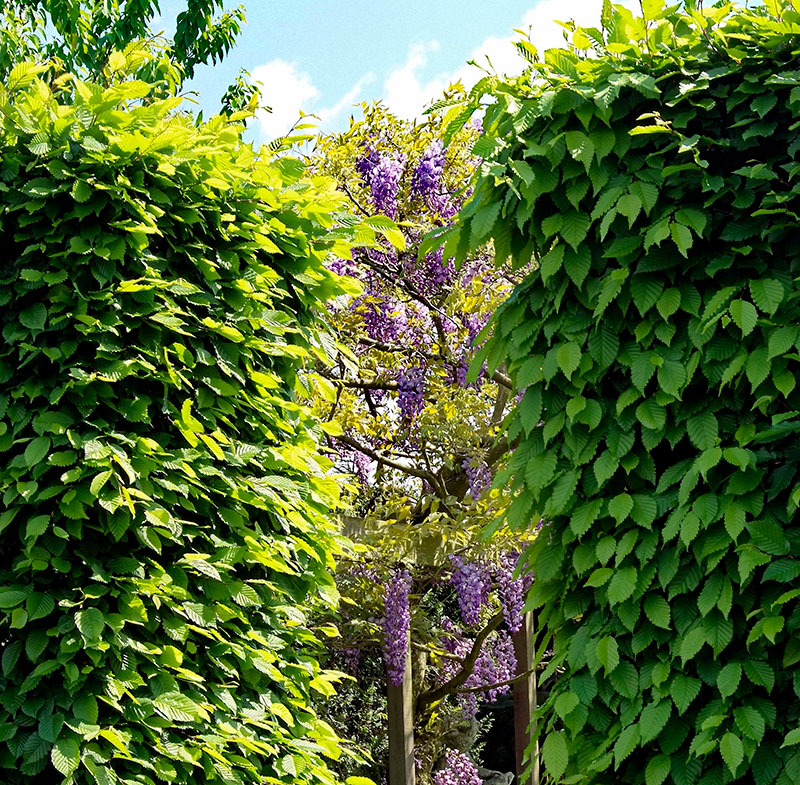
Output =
[
  {"x1": 513, "y1": 612, "x2": 539, "y2": 785},
  {"x1": 387, "y1": 632, "x2": 415, "y2": 785}
]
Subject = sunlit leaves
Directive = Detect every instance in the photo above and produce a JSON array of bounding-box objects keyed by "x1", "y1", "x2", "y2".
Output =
[{"x1": 0, "y1": 64, "x2": 352, "y2": 785}]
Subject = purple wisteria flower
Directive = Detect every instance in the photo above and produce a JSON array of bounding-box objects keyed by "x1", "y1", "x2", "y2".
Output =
[
  {"x1": 433, "y1": 750, "x2": 482, "y2": 785},
  {"x1": 382, "y1": 568, "x2": 412, "y2": 685},
  {"x1": 495, "y1": 551, "x2": 526, "y2": 634},
  {"x1": 463, "y1": 458, "x2": 492, "y2": 500},
  {"x1": 449, "y1": 555, "x2": 490, "y2": 626},
  {"x1": 397, "y1": 366, "x2": 426, "y2": 421}
]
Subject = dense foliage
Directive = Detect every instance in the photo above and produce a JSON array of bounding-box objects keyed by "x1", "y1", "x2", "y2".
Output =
[
  {"x1": 0, "y1": 58, "x2": 364, "y2": 785},
  {"x1": 0, "y1": 0, "x2": 245, "y2": 81},
  {"x1": 441, "y1": 1, "x2": 800, "y2": 783}
]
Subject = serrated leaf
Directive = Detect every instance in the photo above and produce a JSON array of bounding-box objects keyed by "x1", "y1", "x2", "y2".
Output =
[
  {"x1": 607, "y1": 566, "x2": 637, "y2": 605},
  {"x1": 51, "y1": 738, "x2": 80, "y2": 775},
  {"x1": 686, "y1": 412, "x2": 718, "y2": 450},
  {"x1": 644, "y1": 594, "x2": 671, "y2": 629},
  {"x1": 596, "y1": 635, "x2": 619, "y2": 673},
  {"x1": 670, "y1": 222, "x2": 693, "y2": 256},
  {"x1": 679, "y1": 627, "x2": 706, "y2": 662},
  {"x1": 640, "y1": 700, "x2": 672, "y2": 744},
  {"x1": 613, "y1": 723, "x2": 640, "y2": 768},
  {"x1": 153, "y1": 691, "x2": 203, "y2": 723},
  {"x1": 729, "y1": 299, "x2": 758, "y2": 336},
  {"x1": 20, "y1": 303, "x2": 47, "y2": 331},
  {"x1": 560, "y1": 211, "x2": 591, "y2": 250},
  {"x1": 75, "y1": 608, "x2": 105, "y2": 641},
  {"x1": 542, "y1": 731, "x2": 569, "y2": 780},
  {"x1": 720, "y1": 732, "x2": 743, "y2": 775},
  {"x1": 671, "y1": 674, "x2": 701, "y2": 713},
  {"x1": 645, "y1": 754, "x2": 671, "y2": 785},
  {"x1": 556, "y1": 342, "x2": 581, "y2": 380},
  {"x1": 716, "y1": 663, "x2": 742, "y2": 699},
  {"x1": 749, "y1": 278, "x2": 783, "y2": 315}
]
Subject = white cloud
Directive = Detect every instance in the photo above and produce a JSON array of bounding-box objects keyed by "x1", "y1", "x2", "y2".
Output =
[
  {"x1": 252, "y1": 59, "x2": 320, "y2": 140},
  {"x1": 251, "y1": 59, "x2": 374, "y2": 140},
  {"x1": 383, "y1": 0, "x2": 638, "y2": 119},
  {"x1": 318, "y1": 72, "x2": 376, "y2": 126},
  {"x1": 384, "y1": 40, "x2": 445, "y2": 121}
]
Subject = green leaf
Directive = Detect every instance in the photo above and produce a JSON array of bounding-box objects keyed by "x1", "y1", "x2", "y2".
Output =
[
  {"x1": 608, "y1": 493, "x2": 633, "y2": 523},
  {"x1": 670, "y1": 222, "x2": 693, "y2": 257},
  {"x1": 153, "y1": 691, "x2": 204, "y2": 723},
  {"x1": 734, "y1": 705, "x2": 765, "y2": 742},
  {"x1": 749, "y1": 278, "x2": 783, "y2": 315},
  {"x1": 89, "y1": 470, "x2": 113, "y2": 496},
  {"x1": 19, "y1": 303, "x2": 47, "y2": 331},
  {"x1": 554, "y1": 691, "x2": 580, "y2": 719},
  {"x1": 542, "y1": 732, "x2": 569, "y2": 780},
  {"x1": 560, "y1": 211, "x2": 591, "y2": 250},
  {"x1": 656, "y1": 288, "x2": 681, "y2": 320},
  {"x1": 644, "y1": 594, "x2": 671, "y2": 629},
  {"x1": 613, "y1": 723, "x2": 640, "y2": 768},
  {"x1": 556, "y1": 342, "x2": 582, "y2": 380},
  {"x1": 686, "y1": 412, "x2": 718, "y2": 450},
  {"x1": 720, "y1": 732, "x2": 743, "y2": 776},
  {"x1": 470, "y1": 202, "x2": 501, "y2": 244},
  {"x1": 679, "y1": 627, "x2": 706, "y2": 663},
  {"x1": 716, "y1": 663, "x2": 742, "y2": 699},
  {"x1": 51, "y1": 738, "x2": 80, "y2": 775},
  {"x1": 0, "y1": 590, "x2": 28, "y2": 609},
  {"x1": 671, "y1": 674, "x2": 701, "y2": 713},
  {"x1": 540, "y1": 243, "x2": 565, "y2": 283},
  {"x1": 617, "y1": 194, "x2": 642, "y2": 227},
  {"x1": 645, "y1": 754, "x2": 671, "y2": 785},
  {"x1": 729, "y1": 299, "x2": 758, "y2": 336},
  {"x1": 745, "y1": 347, "x2": 770, "y2": 390},
  {"x1": 636, "y1": 399, "x2": 666, "y2": 431},
  {"x1": 596, "y1": 635, "x2": 619, "y2": 673},
  {"x1": 71, "y1": 180, "x2": 93, "y2": 202},
  {"x1": 639, "y1": 700, "x2": 672, "y2": 744},
  {"x1": 782, "y1": 729, "x2": 800, "y2": 748},
  {"x1": 75, "y1": 608, "x2": 105, "y2": 641},
  {"x1": 607, "y1": 566, "x2": 637, "y2": 605}
]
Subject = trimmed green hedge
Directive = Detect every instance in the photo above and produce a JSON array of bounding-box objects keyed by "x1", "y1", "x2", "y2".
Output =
[
  {"x1": 0, "y1": 61, "x2": 355, "y2": 785},
  {"x1": 447, "y1": 2, "x2": 800, "y2": 783}
]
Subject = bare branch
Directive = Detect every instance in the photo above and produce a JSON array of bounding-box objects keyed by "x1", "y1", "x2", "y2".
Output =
[
  {"x1": 452, "y1": 667, "x2": 536, "y2": 696},
  {"x1": 336, "y1": 433, "x2": 439, "y2": 485}
]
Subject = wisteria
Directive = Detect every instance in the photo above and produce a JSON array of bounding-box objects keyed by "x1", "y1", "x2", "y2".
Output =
[
  {"x1": 433, "y1": 749, "x2": 483, "y2": 785},
  {"x1": 449, "y1": 555, "x2": 490, "y2": 626},
  {"x1": 362, "y1": 151, "x2": 406, "y2": 217},
  {"x1": 397, "y1": 366, "x2": 427, "y2": 421},
  {"x1": 495, "y1": 551, "x2": 526, "y2": 634},
  {"x1": 382, "y1": 568, "x2": 412, "y2": 685},
  {"x1": 463, "y1": 458, "x2": 492, "y2": 500}
]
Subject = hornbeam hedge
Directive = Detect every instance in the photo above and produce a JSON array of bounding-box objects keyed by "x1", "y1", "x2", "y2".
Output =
[
  {"x1": 0, "y1": 60, "x2": 358, "y2": 785},
  {"x1": 441, "y1": 2, "x2": 800, "y2": 783}
]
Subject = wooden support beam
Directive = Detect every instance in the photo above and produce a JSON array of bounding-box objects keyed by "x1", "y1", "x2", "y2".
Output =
[
  {"x1": 513, "y1": 612, "x2": 539, "y2": 785},
  {"x1": 388, "y1": 633, "x2": 415, "y2": 785}
]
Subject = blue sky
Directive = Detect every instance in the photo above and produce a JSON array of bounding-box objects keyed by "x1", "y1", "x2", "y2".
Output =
[{"x1": 156, "y1": 0, "x2": 619, "y2": 139}]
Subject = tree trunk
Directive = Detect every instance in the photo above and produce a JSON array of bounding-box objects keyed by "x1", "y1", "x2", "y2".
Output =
[
  {"x1": 513, "y1": 612, "x2": 539, "y2": 785},
  {"x1": 388, "y1": 633, "x2": 415, "y2": 785}
]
